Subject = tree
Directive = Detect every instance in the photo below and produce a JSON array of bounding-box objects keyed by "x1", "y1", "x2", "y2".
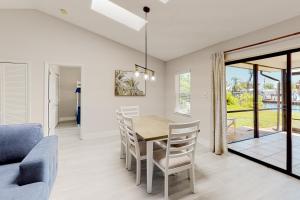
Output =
[
  {"x1": 264, "y1": 82, "x2": 274, "y2": 90},
  {"x1": 179, "y1": 73, "x2": 191, "y2": 93},
  {"x1": 246, "y1": 71, "x2": 253, "y2": 92},
  {"x1": 227, "y1": 92, "x2": 239, "y2": 105},
  {"x1": 231, "y1": 77, "x2": 240, "y2": 93},
  {"x1": 239, "y1": 93, "x2": 263, "y2": 109}
]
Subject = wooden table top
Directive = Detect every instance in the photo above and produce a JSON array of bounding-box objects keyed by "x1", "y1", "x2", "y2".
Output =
[{"x1": 132, "y1": 115, "x2": 173, "y2": 141}]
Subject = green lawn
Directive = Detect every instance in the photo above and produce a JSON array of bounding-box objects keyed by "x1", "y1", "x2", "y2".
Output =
[{"x1": 228, "y1": 110, "x2": 300, "y2": 129}]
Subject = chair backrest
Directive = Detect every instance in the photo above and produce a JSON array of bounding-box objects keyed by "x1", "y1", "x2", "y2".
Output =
[
  {"x1": 120, "y1": 106, "x2": 140, "y2": 117},
  {"x1": 116, "y1": 110, "x2": 126, "y2": 142},
  {"x1": 166, "y1": 121, "x2": 200, "y2": 168},
  {"x1": 116, "y1": 110, "x2": 122, "y2": 124},
  {"x1": 123, "y1": 115, "x2": 140, "y2": 156}
]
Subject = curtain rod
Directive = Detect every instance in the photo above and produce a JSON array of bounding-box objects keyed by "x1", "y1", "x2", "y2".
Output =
[{"x1": 224, "y1": 32, "x2": 300, "y2": 54}]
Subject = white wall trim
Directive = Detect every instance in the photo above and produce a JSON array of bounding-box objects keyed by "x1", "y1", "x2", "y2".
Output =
[{"x1": 44, "y1": 62, "x2": 83, "y2": 138}]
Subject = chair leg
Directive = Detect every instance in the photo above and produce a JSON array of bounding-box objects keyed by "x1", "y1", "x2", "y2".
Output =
[
  {"x1": 128, "y1": 153, "x2": 132, "y2": 170},
  {"x1": 120, "y1": 142, "x2": 125, "y2": 159},
  {"x1": 136, "y1": 159, "x2": 141, "y2": 185},
  {"x1": 164, "y1": 174, "x2": 168, "y2": 200},
  {"x1": 125, "y1": 144, "x2": 128, "y2": 169},
  {"x1": 189, "y1": 167, "x2": 195, "y2": 193}
]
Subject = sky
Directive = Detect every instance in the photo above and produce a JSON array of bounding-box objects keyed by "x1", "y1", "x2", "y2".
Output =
[{"x1": 226, "y1": 65, "x2": 300, "y2": 90}]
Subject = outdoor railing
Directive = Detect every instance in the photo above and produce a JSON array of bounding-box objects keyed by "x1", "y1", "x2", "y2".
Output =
[{"x1": 227, "y1": 108, "x2": 279, "y2": 113}]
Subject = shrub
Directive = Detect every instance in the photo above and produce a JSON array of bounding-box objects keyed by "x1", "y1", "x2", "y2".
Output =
[
  {"x1": 226, "y1": 92, "x2": 239, "y2": 105},
  {"x1": 239, "y1": 93, "x2": 263, "y2": 109}
]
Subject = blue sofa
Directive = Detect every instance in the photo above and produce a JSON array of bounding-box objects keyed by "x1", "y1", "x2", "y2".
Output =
[{"x1": 0, "y1": 124, "x2": 58, "y2": 200}]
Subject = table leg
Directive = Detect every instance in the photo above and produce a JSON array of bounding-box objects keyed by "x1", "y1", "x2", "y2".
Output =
[{"x1": 147, "y1": 141, "x2": 153, "y2": 193}]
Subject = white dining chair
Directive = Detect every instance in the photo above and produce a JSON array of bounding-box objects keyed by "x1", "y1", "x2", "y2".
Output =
[
  {"x1": 120, "y1": 105, "x2": 140, "y2": 117},
  {"x1": 153, "y1": 121, "x2": 200, "y2": 200},
  {"x1": 123, "y1": 115, "x2": 147, "y2": 185},
  {"x1": 116, "y1": 110, "x2": 128, "y2": 166}
]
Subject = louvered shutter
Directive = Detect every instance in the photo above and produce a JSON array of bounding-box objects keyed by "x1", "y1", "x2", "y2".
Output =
[{"x1": 0, "y1": 63, "x2": 28, "y2": 124}]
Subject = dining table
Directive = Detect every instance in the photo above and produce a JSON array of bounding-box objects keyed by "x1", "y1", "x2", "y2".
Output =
[{"x1": 132, "y1": 115, "x2": 172, "y2": 193}]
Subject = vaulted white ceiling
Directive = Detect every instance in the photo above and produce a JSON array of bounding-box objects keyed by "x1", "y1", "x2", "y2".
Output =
[{"x1": 1, "y1": 0, "x2": 300, "y2": 61}]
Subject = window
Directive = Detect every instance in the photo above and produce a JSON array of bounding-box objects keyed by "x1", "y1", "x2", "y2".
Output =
[{"x1": 175, "y1": 72, "x2": 191, "y2": 115}]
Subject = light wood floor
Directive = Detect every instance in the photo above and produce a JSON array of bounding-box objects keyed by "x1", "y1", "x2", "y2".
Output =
[
  {"x1": 56, "y1": 120, "x2": 78, "y2": 129},
  {"x1": 51, "y1": 131, "x2": 300, "y2": 200}
]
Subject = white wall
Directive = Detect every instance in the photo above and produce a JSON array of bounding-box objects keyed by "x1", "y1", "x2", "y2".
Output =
[
  {"x1": 0, "y1": 10, "x2": 165, "y2": 137},
  {"x1": 59, "y1": 66, "x2": 81, "y2": 121},
  {"x1": 165, "y1": 15, "x2": 300, "y2": 146},
  {"x1": 1, "y1": 9, "x2": 299, "y2": 142}
]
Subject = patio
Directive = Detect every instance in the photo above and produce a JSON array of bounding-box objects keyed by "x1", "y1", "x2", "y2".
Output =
[
  {"x1": 228, "y1": 132, "x2": 300, "y2": 176},
  {"x1": 226, "y1": 126, "x2": 278, "y2": 143}
]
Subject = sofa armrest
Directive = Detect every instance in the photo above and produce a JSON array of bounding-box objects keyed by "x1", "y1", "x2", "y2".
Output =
[
  {"x1": 0, "y1": 182, "x2": 48, "y2": 200},
  {"x1": 0, "y1": 124, "x2": 43, "y2": 164},
  {"x1": 17, "y1": 136, "x2": 58, "y2": 189}
]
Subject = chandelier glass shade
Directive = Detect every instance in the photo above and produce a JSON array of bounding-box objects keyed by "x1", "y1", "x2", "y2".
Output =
[{"x1": 134, "y1": 64, "x2": 155, "y2": 81}]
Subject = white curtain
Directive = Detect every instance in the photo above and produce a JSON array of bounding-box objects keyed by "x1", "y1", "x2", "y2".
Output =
[{"x1": 212, "y1": 52, "x2": 227, "y2": 155}]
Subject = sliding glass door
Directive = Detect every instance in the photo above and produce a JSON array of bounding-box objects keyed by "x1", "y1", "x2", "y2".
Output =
[
  {"x1": 227, "y1": 56, "x2": 287, "y2": 170},
  {"x1": 257, "y1": 56, "x2": 286, "y2": 169},
  {"x1": 292, "y1": 52, "x2": 300, "y2": 176},
  {"x1": 226, "y1": 48, "x2": 300, "y2": 178},
  {"x1": 226, "y1": 65, "x2": 254, "y2": 144}
]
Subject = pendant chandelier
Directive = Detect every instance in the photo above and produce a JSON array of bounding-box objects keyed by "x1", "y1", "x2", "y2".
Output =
[{"x1": 134, "y1": 6, "x2": 156, "y2": 81}]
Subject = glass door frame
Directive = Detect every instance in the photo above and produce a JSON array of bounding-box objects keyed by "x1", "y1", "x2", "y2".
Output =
[{"x1": 226, "y1": 47, "x2": 300, "y2": 179}]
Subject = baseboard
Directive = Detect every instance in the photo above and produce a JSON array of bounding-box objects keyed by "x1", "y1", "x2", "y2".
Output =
[
  {"x1": 59, "y1": 117, "x2": 76, "y2": 122},
  {"x1": 81, "y1": 129, "x2": 119, "y2": 140}
]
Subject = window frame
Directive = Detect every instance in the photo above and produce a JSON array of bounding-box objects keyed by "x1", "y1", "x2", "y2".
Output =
[{"x1": 174, "y1": 70, "x2": 191, "y2": 116}]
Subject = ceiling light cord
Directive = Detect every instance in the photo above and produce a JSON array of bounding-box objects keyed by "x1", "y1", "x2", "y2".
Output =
[
  {"x1": 145, "y1": 10, "x2": 148, "y2": 70},
  {"x1": 134, "y1": 6, "x2": 155, "y2": 81}
]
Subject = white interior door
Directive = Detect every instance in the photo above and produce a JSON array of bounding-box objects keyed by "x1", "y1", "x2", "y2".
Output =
[
  {"x1": 49, "y1": 66, "x2": 59, "y2": 135},
  {"x1": 0, "y1": 63, "x2": 28, "y2": 124}
]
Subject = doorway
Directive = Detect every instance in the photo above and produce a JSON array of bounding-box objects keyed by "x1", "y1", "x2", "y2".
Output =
[
  {"x1": 45, "y1": 64, "x2": 82, "y2": 138},
  {"x1": 225, "y1": 47, "x2": 300, "y2": 179}
]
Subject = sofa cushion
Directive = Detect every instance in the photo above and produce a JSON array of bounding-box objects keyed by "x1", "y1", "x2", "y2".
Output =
[
  {"x1": 0, "y1": 163, "x2": 19, "y2": 189},
  {"x1": 17, "y1": 136, "x2": 58, "y2": 189},
  {"x1": 0, "y1": 182, "x2": 48, "y2": 200},
  {"x1": 0, "y1": 124, "x2": 43, "y2": 165},
  {"x1": 153, "y1": 150, "x2": 191, "y2": 169}
]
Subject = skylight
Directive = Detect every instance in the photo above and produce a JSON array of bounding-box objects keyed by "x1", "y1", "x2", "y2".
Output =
[
  {"x1": 91, "y1": 0, "x2": 147, "y2": 31},
  {"x1": 159, "y1": 0, "x2": 170, "y2": 3}
]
